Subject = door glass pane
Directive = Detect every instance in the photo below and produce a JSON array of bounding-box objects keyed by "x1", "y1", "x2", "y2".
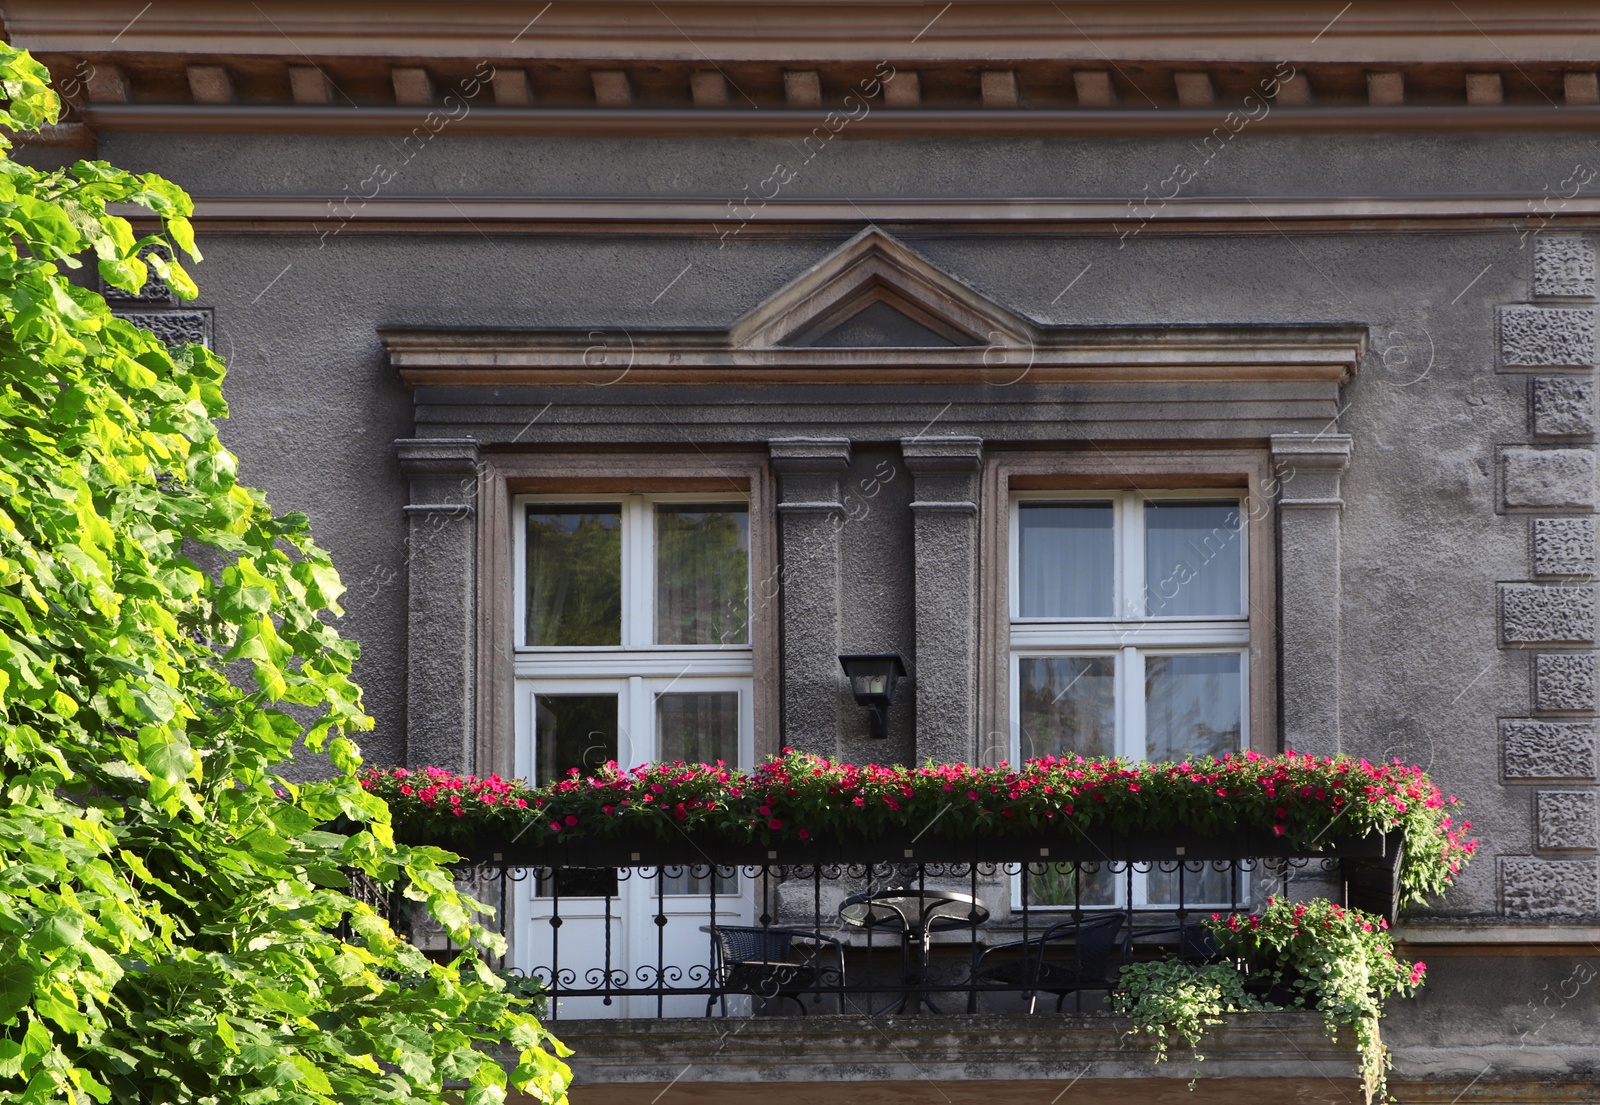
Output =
[
  {"x1": 1018, "y1": 656, "x2": 1116, "y2": 760},
  {"x1": 656, "y1": 692, "x2": 740, "y2": 765},
  {"x1": 535, "y1": 694, "x2": 618, "y2": 896},
  {"x1": 1144, "y1": 654, "x2": 1242, "y2": 763},
  {"x1": 1143, "y1": 499, "x2": 1243, "y2": 618},
  {"x1": 1027, "y1": 862, "x2": 1116, "y2": 908},
  {"x1": 535, "y1": 694, "x2": 619, "y2": 781},
  {"x1": 1146, "y1": 862, "x2": 1238, "y2": 908},
  {"x1": 657, "y1": 692, "x2": 739, "y2": 894},
  {"x1": 1018, "y1": 502, "x2": 1114, "y2": 618},
  {"x1": 526, "y1": 505, "x2": 622, "y2": 646},
  {"x1": 655, "y1": 504, "x2": 750, "y2": 645}
]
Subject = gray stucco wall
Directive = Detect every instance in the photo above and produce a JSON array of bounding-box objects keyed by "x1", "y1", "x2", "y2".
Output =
[{"x1": 91, "y1": 128, "x2": 1599, "y2": 926}]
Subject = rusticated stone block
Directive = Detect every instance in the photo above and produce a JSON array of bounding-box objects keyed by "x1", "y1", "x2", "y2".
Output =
[
  {"x1": 1535, "y1": 653, "x2": 1598, "y2": 711},
  {"x1": 1532, "y1": 376, "x2": 1598, "y2": 437},
  {"x1": 1501, "y1": 856, "x2": 1600, "y2": 916},
  {"x1": 1503, "y1": 718, "x2": 1597, "y2": 778},
  {"x1": 1533, "y1": 517, "x2": 1597, "y2": 576},
  {"x1": 1537, "y1": 791, "x2": 1599, "y2": 849},
  {"x1": 1502, "y1": 448, "x2": 1595, "y2": 509},
  {"x1": 1534, "y1": 236, "x2": 1597, "y2": 298},
  {"x1": 1500, "y1": 306, "x2": 1597, "y2": 367},
  {"x1": 1501, "y1": 583, "x2": 1597, "y2": 643},
  {"x1": 115, "y1": 310, "x2": 211, "y2": 349}
]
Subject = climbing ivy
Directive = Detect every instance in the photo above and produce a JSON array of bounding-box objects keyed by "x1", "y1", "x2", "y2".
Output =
[{"x1": 0, "y1": 44, "x2": 569, "y2": 1104}]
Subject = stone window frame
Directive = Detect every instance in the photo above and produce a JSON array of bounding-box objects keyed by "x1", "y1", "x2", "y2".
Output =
[
  {"x1": 979, "y1": 449, "x2": 1280, "y2": 765},
  {"x1": 475, "y1": 451, "x2": 779, "y2": 779}
]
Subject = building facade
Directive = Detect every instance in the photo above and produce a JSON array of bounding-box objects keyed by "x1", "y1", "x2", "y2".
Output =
[{"x1": 8, "y1": 2, "x2": 1599, "y2": 1100}]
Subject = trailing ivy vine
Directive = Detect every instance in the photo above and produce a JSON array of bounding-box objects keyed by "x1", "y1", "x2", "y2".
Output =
[
  {"x1": 1116, "y1": 899, "x2": 1425, "y2": 1104},
  {"x1": 0, "y1": 45, "x2": 569, "y2": 1104}
]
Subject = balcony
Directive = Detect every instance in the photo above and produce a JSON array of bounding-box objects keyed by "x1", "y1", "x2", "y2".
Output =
[
  {"x1": 357, "y1": 753, "x2": 1466, "y2": 1101},
  {"x1": 376, "y1": 832, "x2": 1401, "y2": 1022}
]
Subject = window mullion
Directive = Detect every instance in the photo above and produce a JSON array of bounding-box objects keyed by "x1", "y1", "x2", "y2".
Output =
[
  {"x1": 625, "y1": 674, "x2": 648, "y2": 767},
  {"x1": 1120, "y1": 490, "x2": 1145, "y2": 622},
  {"x1": 626, "y1": 496, "x2": 649, "y2": 650},
  {"x1": 1123, "y1": 645, "x2": 1145, "y2": 761}
]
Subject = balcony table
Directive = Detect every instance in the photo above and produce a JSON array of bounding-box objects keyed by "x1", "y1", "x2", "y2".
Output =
[{"x1": 838, "y1": 887, "x2": 990, "y2": 1014}]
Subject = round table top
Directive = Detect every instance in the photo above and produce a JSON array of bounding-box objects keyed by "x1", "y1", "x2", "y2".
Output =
[{"x1": 838, "y1": 887, "x2": 990, "y2": 934}]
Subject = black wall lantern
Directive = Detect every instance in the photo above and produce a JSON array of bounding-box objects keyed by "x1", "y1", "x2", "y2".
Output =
[{"x1": 839, "y1": 653, "x2": 908, "y2": 739}]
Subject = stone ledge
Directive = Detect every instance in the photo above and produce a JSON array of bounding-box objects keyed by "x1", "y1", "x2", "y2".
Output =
[
  {"x1": 550, "y1": 1012, "x2": 1353, "y2": 1085},
  {"x1": 550, "y1": 1079, "x2": 1600, "y2": 1105}
]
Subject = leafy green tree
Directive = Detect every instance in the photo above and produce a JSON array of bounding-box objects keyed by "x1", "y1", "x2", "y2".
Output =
[{"x1": 0, "y1": 46, "x2": 570, "y2": 1104}]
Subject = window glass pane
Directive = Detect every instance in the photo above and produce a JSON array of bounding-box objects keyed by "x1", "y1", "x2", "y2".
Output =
[
  {"x1": 535, "y1": 694, "x2": 618, "y2": 783},
  {"x1": 534, "y1": 694, "x2": 618, "y2": 897},
  {"x1": 655, "y1": 504, "x2": 750, "y2": 645},
  {"x1": 526, "y1": 505, "x2": 621, "y2": 646},
  {"x1": 656, "y1": 692, "x2": 740, "y2": 765},
  {"x1": 1018, "y1": 502, "x2": 1114, "y2": 618},
  {"x1": 1143, "y1": 654, "x2": 1242, "y2": 762},
  {"x1": 1143, "y1": 499, "x2": 1243, "y2": 618},
  {"x1": 1018, "y1": 656, "x2": 1116, "y2": 760},
  {"x1": 659, "y1": 863, "x2": 739, "y2": 897},
  {"x1": 657, "y1": 693, "x2": 740, "y2": 894},
  {"x1": 1027, "y1": 862, "x2": 1116, "y2": 908},
  {"x1": 1146, "y1": 863, "x2": 1238, "y2": 907}
]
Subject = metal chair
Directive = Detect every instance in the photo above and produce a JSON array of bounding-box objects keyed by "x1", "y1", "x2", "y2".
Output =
[
  {"x1": 967, "y1": 912, "x2": 1129, "y2": 1014},
  {"x1": 704, "y1": 925, "x2": 847, "y2": 1016},
  {"x1": 1128, "y1": 920, "x2": 1223, "y2": 964}
]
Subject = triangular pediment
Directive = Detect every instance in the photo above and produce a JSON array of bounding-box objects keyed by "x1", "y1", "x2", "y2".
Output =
[{"x1": 730, "y1": 227, "x2": 1034, "y2": 350}]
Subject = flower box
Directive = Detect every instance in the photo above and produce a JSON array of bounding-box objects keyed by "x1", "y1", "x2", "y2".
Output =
[{"x1": 363, "y1": 749, "x2": 1468, "y2": 920}]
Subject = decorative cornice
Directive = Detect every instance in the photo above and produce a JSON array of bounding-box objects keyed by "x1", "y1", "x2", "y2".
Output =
[
  {"x1": 116, "y1": 194, "x2": 1600, "y2": 239},
  {"x1": 68, "y1": 103, "x2": 1600, "y2": 138},
  {"x1": 380, "y1": 225, "x2": 1367, "y2": 387},
  {"x1": 384, "y1": 324, "x2": 1367, "y2": 387},
  {"x1": 11, "y1": 1, "x2": 1600, "y2": 64}
]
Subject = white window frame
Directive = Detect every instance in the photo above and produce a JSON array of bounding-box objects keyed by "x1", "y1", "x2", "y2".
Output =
[
  {"x1": 1008, "y1": 489, "x2": 1251, "y2": 910},
  {"x1": 513, "y1": 675, "x2": 756, "y2": 788},
  {"x1": 513, "y1": 492, "x2": 755, "y2": 664}
]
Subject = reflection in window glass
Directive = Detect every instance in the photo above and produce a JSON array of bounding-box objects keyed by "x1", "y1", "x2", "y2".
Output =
[
  {"x1": 657, "y1": 693, "x2": 740, "y2": 894},
  {"x1": 526, "y1": 506, "x2": 622, "y2": 646},
  {"x1": 1027, "y1": 862, "x2": 1116, "y2": 908},
  {"x1": 534, "y1": 694, "x2": 618, "y2": 896},
  {"x1": 1143, "y1": 500, "x2": 1243, "y2": 618},
  {"x1": 655, "y1": 504, "x2": 750, "y2": 645},
  {"x1": 1018, "y1": 502, "x2": 1114, "y2": 618},
  {"x1": 1146, "y1": 862, "x2": 1237, "y2": 907},
  {"x1": 1018, "y1": 657, "x2": 1116, "y2": 760},
  {"x1": 535, "y1": 694, "x2": 618, "y2": 783},
  {"x1": 1144, "y1": 654, "x2": 1242, "y2": 763},
  {"x1": 656, "y1": 692, "x2": 739, "y2": 765}
]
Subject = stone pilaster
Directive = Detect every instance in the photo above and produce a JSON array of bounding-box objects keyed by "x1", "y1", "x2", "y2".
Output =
[
  {"x1": 902, "y1": 436, "x2": 983, "y2": 765},
  {"x1": 1269, "y1": 433, "x2": 1352, "y2": 757},
  {"x1": 395, "y1": 438, "x2": 481, "y2": 773},
  {"x1": 770, "y1": 438, "x2": 851, "y2": 757}
]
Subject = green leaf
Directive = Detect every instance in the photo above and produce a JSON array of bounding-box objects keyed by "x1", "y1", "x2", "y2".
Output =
[
  {"x1": 31, "y1": 910, "x2": 85, "y2": 953},
  {"x1": 138, "y1": 731, "x2": 197, "y2": 784}
]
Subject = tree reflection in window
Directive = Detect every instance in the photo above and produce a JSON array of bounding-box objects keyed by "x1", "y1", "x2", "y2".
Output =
[
  {"x1": 526, "y1": 506, "x2": 622, "y2": 646},
  {"x1": 654, "y1": 504, "x2": 749, "y2": 645}
]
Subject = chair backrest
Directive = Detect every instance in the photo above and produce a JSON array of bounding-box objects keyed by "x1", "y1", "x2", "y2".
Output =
[
  {"x1": 1178, "y1": 923, "x2": 1217, "y2": 963},
  {"x1": 711, "y1": 926, "x2": 795, "y2": 965},
  {"x1": 1040, "y1": 913, "x2": 1127, "y2": 979}
]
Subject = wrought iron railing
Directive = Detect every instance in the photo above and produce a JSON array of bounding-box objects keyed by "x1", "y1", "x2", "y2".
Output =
[{"x1": 365, "y1": 831, "x2": 1400, "y2": 1020}]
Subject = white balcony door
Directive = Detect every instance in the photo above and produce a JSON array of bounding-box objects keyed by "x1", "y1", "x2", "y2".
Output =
[{"x1": 511, "y1": 677, "x2": 753, "y2": 1019}]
